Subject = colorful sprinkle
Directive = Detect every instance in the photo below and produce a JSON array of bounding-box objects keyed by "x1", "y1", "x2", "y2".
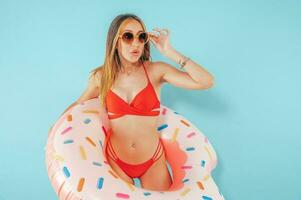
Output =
[
  {"x1": 83, "y1": 118, "x2": 91, "y2": 124},
  {"x1": 172, "y1": 128, "x2": 179, "y2": 142},
  {"x1": 201, "y1": 160, "x2": 206, "y2": 167},
  {"x1": 82, "y1": 110, "x2": 99, "y2": 114},
  {"x1": 197, "y1": 181, "x2": 205, "y2": 190},
  {"x1": 97, "y1": 177, "x2": 104, "y2": 189},
  {"x1": 144, "y1": 192, "x2": 151, "y2": 196},
  {"x1": 62, "y1": 166, "x2": 70, "y2": 178},
  {"x1": 204, "y1": 174, "x2": 210, "y2": 181},
  {"x1": 77, "y1": 178, "x2": 85, "y2": 192},
  {"x1": 99, "y1": 140, "x2": 103, "y2": 148},
  {"x1": 63, "y1": 139, "x2": 74, "y2": 144},
  {"x1": 180, "y1": 187, "x2": 191, "y2": 196},
  {"x1": 116, "y1": 193, "x2": 130, "y2": 199},
  {"x1": 186, "y1": 147, "x2": 195, "y2": 151},
  {"x1": 187, "y1": 132, "x2": 196, "y2": 138},
  {"x1": 61, "y1": 126, "x2": 72, "y2": 135},
  {"x1": 174, "y1": 111, "x2": 179, "y2": 114},
  {"x1": 53, "y1": 153, "x2": 64, "y2": 162},
  {"x1": 86, "y1": 137, "x2": 96, "y2": 147},
  {"x1": 92, "y1": 162, "x2": 102, "y2": 167},
  {"x1": 157, "y1": 124, "x2": 168, "y2": 131},
  {"x1": 180, "y1": 119, "x2": 190, "y2": 127},
  {"x1": 182, "y1": 178, "x2": 189, "y2": 183},
  {"x1": 67, "y1": 114, "x2": 72, "y2": 121},
  {"x1": 181, "y1": 165, "x2": 193, "y2": 169},
  {"x1": 79, "y1": 146, "x2": 87, "y2": 160},
  {"x1": 202, "y1": 195, "x2": 213, "y2": 200}
]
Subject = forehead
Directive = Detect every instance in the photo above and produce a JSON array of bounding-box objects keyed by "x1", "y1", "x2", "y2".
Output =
[{"x1": 121, "y1": 20, "x2": 144, "y2": 34}]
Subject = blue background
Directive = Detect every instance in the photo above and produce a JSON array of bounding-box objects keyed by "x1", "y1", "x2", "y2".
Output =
[{"x1": 1, "y1": 0, "x2": 300, "y2": 199}]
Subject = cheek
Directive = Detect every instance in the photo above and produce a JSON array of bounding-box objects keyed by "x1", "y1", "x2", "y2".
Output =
[{"x1": 120, "y1": 43, "x2": 130, "y2": 55}]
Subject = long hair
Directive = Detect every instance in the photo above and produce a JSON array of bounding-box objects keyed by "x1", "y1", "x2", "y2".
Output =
[{"x1": 90, "y1": 13, "x2": 152, "y2": 108}]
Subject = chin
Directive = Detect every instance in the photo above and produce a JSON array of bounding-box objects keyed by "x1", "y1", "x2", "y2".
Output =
[{"x1": 127, "y1": 57, "x2": 141, "y2": 63}]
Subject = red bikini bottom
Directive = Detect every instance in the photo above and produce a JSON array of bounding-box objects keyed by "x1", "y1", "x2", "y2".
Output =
[{"x1": 105, "y1": 136, "x2": 164, "y2": 178}]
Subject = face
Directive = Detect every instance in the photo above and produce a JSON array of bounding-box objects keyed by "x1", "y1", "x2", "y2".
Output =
[{"x1": 116, "y1": 19, "x2": 148, "y2": 64}]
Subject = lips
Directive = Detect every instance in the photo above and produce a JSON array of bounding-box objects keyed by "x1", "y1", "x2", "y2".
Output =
[
  {"x1": 131, "y1": 50, "x2": 139, "y2": 54},
  {"x1": 131, "y1": 50, "x2": 140, "y2": 56}
]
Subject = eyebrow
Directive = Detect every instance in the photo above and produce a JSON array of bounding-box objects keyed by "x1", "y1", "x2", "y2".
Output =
[{"x1": 123, "y1": 30, "x2": 144, "y2": 34}]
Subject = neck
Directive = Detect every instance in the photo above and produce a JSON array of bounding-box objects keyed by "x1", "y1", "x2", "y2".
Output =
[{"x1": 120, "y1": 59, "x2": 141, "y2": 72}]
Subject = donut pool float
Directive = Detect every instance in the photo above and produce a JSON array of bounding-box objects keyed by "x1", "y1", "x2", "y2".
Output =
[{"x1": 45, "y1": 97, "x2": 225, "y2": 200}]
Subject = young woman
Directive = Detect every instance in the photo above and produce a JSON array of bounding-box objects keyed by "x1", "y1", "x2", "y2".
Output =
[{"x1": 58, "y1": 13, "x2": 214, "y2": 191}]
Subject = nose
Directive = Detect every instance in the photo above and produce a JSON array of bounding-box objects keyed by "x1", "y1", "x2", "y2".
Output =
[{"x1": 132, "y1": 37, "x2": 140, "y2": 47}]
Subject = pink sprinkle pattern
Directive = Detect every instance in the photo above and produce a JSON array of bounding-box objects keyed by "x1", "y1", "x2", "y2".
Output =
[
  {"x1": 116, "y1": 193, "x2": 130, "y2": 199},
  {"x1": 61, "y1": 126, "x2": 72, "y2": 135}
]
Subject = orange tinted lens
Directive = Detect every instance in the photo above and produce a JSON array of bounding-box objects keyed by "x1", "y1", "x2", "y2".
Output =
[
  {"x1": 121, "y1": 32, "x2": 134, "y2": 44},
  {"x1": 139, "y1": 32, "x2": 148, "y2": 43}
]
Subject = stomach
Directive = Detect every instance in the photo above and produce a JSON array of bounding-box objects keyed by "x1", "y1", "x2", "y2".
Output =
[{"x1": 108, "y1": 115, "x2": 161, "y2": 163}]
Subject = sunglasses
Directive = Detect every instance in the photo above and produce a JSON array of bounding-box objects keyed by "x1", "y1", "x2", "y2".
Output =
[{"x1": 118, "y1": 31, "x2": 149, "y2": 45}]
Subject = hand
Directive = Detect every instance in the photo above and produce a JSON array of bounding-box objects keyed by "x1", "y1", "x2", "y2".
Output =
[{"x1": 148, "y1": 27, "x2": 174, "y2": 56}]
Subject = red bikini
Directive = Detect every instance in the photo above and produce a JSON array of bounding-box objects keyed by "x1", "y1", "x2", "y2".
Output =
[
  {"x1": 104, "y1": 61, "x2": 164, "y2": 179},
  {"x1": 106, "y1": 132, "x2": 164, "y2": 178},
  {"x1": 105, "y1": 61, "x2": 161, "y2": 119}
]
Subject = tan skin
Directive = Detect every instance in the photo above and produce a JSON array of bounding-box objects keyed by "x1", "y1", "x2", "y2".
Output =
[{"x1": 54, "y1": 19, "x2": 214, "y2": 191}]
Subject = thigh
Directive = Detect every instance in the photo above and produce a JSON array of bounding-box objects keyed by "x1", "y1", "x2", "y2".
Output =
[
  {"x1": 107, "y1": 155, "x2": 134, "y2": 185},
  {"x1": 140, "y1": 152, "x2": 172, "y2": 191}
]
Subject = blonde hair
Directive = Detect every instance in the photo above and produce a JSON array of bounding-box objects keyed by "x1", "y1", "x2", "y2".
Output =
[{"x1": 90, "y1": 13, "x2": 152, "y2": 108}]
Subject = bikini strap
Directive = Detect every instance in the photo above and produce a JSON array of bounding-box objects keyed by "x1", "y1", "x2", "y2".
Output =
[
  {"x1": 106, "y1": 139, "x2": 119, "y2": 161},
  {"x1": 141, "y1": 61, "x2": 150, "y2": 83},
  {"x1": 152, "y1": 139, "x2": 163, "y2": 161}
]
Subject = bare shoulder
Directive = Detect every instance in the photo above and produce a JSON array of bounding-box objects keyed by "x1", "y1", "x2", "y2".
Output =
[
  {"x1": 89, "y1": 65, "x2": 104, "y2": 88},
  {"x1": 76, "y1": 65, "x2": 104, "y2": 103},
  {"x1": 145, "y1": 61, "x2": 170, "y2": 84}
]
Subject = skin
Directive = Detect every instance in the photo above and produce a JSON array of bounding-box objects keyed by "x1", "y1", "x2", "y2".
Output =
[
  {"x1": 105, "y1": 20, "x2": 172, "y2": 190},
  {"x1": 55, "y1": 19, "x2": 215, "y2": 191}
]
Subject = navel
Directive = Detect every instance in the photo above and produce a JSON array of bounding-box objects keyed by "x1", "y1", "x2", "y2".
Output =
[{"x1": 130, "y1": 143, "x2": 136, "y2": 149}]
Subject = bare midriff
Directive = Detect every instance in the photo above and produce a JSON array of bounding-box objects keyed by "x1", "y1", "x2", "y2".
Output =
[
  {"x1": 108, "y1": 114, "x2": 161, "y2": 164},
  {"x1": 104, "y1": 61, "x2": 163, "y2": 164}
]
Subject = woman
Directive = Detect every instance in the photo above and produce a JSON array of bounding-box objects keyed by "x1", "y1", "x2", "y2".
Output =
[{"x1": 58, "y1": 13, "x2": 214, "y2": 191}]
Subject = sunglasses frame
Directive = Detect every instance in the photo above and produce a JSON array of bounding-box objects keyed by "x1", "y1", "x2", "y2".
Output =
[{"x1": 118, "y1": 31, "x2": 150, "y2": 45}]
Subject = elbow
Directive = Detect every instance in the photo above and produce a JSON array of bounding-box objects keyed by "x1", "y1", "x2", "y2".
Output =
[
  {"x1": 196, "y1": 78, "x2": 215, "y2": 90},
  {"x1": 204, "y1": 80, "x2": 215, "y2": 89},
  {"x1": 208, "y1": 78, "x2": 215, "y2": 88}
]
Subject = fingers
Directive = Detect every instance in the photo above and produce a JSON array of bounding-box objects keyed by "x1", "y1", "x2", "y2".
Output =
[
  {"x1": 152, "y1": 27, "x2": 170, "y2": 36},
  {"x1": 147, "y1": 27, "x2": 170, "y2": 39},
  {"x1": 147, "y1": 31, "x2": 159, "y2": 38},
  {"x1": 149, "y1": 35, "x2": 158, "y2": 43}
]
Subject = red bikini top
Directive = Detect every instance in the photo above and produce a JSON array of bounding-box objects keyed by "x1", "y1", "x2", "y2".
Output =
[{"x1": 105, "y1": 62, "x2": 160, "y2": 119}]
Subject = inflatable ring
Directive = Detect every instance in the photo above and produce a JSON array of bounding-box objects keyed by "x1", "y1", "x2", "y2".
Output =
[{"x1": 45, "y1": 98, "x2": 225, "y2": 200}]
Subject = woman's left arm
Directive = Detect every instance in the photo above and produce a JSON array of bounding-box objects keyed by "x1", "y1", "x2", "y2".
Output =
[
  {"x1": 163, "y1": 47, "x2": 214, "y2": 89},
  {"x1": 149, "y1": 28, "x2": 214, "y2": 90}
]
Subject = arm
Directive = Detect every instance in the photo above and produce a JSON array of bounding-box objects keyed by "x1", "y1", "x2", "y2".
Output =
[{"x1": 160, "y1": 47, "x2": 214, "y2": 90}]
